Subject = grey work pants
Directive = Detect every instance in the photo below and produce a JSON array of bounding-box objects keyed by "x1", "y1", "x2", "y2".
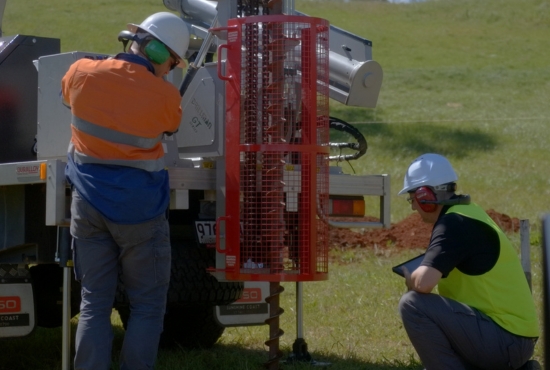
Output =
[
  {"x1": 71, "y1": 190, "x2": 171, "y2": 370},
  {"x1": 399, "y1": 291, "x2": 536, "y2": 370}
]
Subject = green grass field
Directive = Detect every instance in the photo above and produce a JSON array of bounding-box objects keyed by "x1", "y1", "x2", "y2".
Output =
[
  {"x1": 1, "y1": 246, "x2": 544, "y2": 369},
  {"x1": 2, "y1": 0, "x2": 549, "y2": 368}
]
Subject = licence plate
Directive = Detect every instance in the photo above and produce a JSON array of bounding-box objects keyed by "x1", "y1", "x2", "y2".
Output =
[{"x1": 194, "y1": 221, "x2": 216, "y2": 244}]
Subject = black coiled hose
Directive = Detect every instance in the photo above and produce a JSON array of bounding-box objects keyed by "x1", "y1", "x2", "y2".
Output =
[{"x1": 328, "y1": 116, "x2": 367, "y2": 162}]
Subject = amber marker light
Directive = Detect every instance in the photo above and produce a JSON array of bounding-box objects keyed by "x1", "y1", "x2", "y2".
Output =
[{"x1": 40, "y1": 163, "x2": 47, "y2": 180}]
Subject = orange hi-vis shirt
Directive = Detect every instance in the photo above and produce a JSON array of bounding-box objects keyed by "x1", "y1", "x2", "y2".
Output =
[
  {"x1": 62, "y1": 56, "x2": 181, "y2": 171},
  {"x1": 62, "y1": 54, "x2": 182, "y2": 223}
]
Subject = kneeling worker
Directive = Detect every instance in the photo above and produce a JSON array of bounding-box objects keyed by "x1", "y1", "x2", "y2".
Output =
[{"x1": 397, "y1": 153, "x2": 540, "y2": 370}]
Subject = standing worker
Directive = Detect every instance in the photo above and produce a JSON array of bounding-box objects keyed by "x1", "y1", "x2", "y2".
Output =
[
  {"x1": 62, "y1": 12, "x2": 189, "y2": 370},
  {"x1": 397, "y1": 153, "x2": 540, "y2": 370}
]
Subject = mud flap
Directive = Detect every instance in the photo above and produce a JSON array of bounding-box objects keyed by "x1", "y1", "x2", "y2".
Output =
[
  {"x1": 215, "y1": 281, "x2": 270, "y2": 327},
  {"x1": 0, "y1": 266, "x2": 35, "y2": 338}
]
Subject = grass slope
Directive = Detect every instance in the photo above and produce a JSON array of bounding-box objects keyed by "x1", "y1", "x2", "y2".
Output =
[
  {"x1": 298, "y1": 0, "x2": 550, "y2": 224},
  {"x1": 3, "y1": 0, "x2": 550, "y2": 223}
]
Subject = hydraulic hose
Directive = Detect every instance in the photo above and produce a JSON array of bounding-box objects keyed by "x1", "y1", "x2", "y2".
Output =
[{"x1": 328, "y1": 116, "x2": 367, "y2": 162}]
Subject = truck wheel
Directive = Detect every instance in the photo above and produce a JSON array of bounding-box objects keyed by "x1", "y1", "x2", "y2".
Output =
[
  {"x1": 160, "y1": 304, "x2": 225, "y2": 348},
  {"x1": 29, "y1": 264, "x2": 81, "y2": 328},
  {"x1": 116, "y1": 303, "x2": 225, "y2": 349},
  {"x1": 168, "y1": 241, "x2": 244, "y2": 306},
  {"x1": 115, "y1": 241, "x2": 243, "y2": 307}
]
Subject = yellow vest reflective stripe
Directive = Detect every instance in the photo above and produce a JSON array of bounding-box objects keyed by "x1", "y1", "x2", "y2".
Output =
[{"x1": 438, "y1": 203, "x2": 539, "y2": 337}]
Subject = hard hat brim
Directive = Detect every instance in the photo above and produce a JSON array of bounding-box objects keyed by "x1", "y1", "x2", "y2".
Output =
[
  {"x1": 397, "y1": 187, "x2": 412, "y2": 196},
  {"x1": 127, "y1": 23, "x2": 139, "y2": 33}
]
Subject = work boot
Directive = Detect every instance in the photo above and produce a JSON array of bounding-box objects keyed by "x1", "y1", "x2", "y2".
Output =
[{"x1": 517, "y1": 360, "x2": 541, "y2": 370}]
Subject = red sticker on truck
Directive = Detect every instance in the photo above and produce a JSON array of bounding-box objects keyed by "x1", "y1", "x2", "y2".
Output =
[
  {"x1": 0, "y1": 296, "x2": 21, "y2": 313},
  {"x1": 236, "y1": 288, "x2": 262, "y2": 303}
]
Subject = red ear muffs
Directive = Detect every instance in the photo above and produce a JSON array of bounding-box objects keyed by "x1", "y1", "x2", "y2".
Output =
[{"x1": 414, "y1": 186, "x2": 438, "y2": 213}]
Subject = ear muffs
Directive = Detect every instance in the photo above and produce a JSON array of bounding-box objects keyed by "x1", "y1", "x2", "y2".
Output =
[
  {"x1": 144, "y1": 39, "x2": 170, "y2": 65},
  {"x1": 414, "y1": 186, "x2": 438, "y2": 213}
]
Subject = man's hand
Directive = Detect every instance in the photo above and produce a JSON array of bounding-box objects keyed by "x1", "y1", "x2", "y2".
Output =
[{"x1": 402, "y1": 266, "x2": 413, "y2": 291}]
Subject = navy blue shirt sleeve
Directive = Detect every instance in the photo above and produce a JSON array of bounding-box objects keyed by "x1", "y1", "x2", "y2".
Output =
[{"x1": 421, "y1": 210, "x2": 500, "y2": 277}]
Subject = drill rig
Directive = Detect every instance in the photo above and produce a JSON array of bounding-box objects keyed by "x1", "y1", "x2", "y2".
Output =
[
  {"x1": 0, "y1": 0, "x2": 386, "y2": 368},
  {"x1": 164, "y1": 0, "x2": 386, "y2": 366}
]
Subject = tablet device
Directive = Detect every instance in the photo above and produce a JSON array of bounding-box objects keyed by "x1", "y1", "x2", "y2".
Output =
[{"x1": 392, "y1": 253, "x2": 425, "y2": 277}]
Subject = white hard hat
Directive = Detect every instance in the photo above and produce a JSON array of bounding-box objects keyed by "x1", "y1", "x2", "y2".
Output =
[
  {"x1": 127, "y1": 12, "x2": 189, "y2": 64},
  {"x1": 398, "y1": 153, "x2": 458, "y2": 195}
]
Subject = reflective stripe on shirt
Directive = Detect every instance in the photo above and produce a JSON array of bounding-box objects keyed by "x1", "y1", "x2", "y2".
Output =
[
  {"x1": 72, "y1": 115, "x2": 163, "y2": 149},
  {"x1": 72, "y1": 147, "x2": 166, "y2": 172}
]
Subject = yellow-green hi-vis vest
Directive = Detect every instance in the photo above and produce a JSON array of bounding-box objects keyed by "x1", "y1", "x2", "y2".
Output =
[{"x1": 437, "y1": 203, "x2": 539, "y2": 338}]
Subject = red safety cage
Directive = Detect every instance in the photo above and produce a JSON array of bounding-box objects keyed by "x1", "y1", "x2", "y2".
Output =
[{"x1": 217, "y1": 15, "x2": 330, "y2": 282}]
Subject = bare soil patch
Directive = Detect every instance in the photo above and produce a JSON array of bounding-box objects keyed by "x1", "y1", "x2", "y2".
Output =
[{"x1": 329, "y1": 210, "x2": 520, "y2": 250}]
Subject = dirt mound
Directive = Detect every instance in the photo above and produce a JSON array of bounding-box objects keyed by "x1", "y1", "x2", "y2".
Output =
[{"x1": 329, "y1": 209, "x2": 520, "y2": 250}]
